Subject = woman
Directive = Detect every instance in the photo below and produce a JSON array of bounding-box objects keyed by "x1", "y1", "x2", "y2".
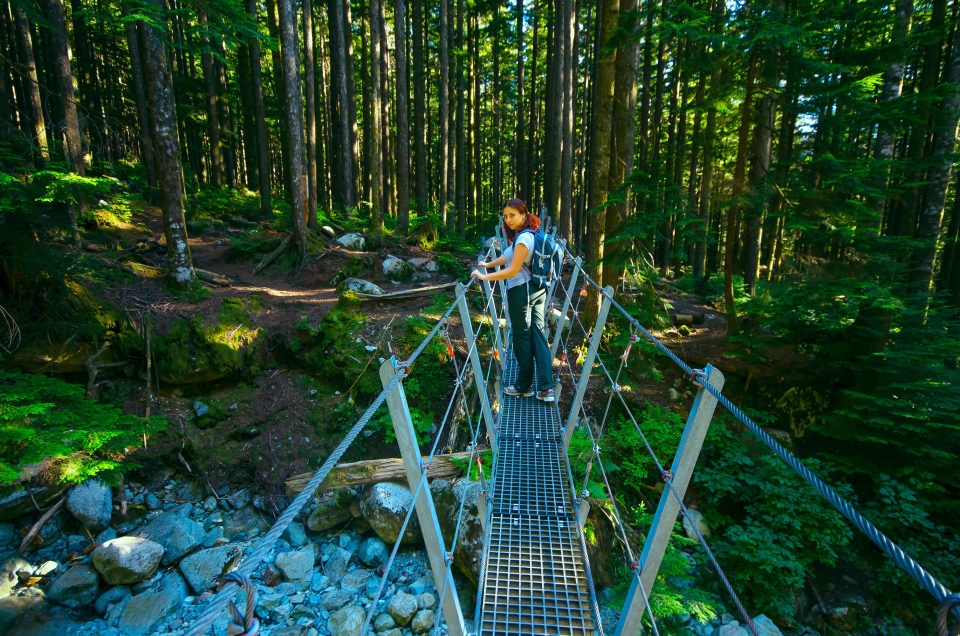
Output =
[{"x1": 471, "y1": 199, "x2": 555, "y2": 402}]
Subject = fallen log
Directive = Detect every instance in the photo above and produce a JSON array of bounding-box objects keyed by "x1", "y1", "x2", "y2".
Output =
[
  {"x1": 284, "y1": 451, "x2": 473, "y2": 495},
  {"x1": 253, "y1": 232, "x2": 293, "y2": 274},
  {"x1": 195, "y1": 268, "x2": 232, "y2": 287},
  {"x1": 354, "y1": 281, "x2": 459, "y2": 301}
]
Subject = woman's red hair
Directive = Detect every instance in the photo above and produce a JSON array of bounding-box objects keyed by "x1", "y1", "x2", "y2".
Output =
[{"x1": 502, "y1": 198, "x2": 540, "y2": 243}]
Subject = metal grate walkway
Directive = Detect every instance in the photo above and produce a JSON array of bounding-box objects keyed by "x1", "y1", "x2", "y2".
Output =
[{"x1": 479, "y1": 349, "x2": 596, "y2": 636}]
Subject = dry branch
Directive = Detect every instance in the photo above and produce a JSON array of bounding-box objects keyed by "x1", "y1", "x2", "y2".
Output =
[
  {"x1": 194, "y1": 268, "x2": 232, "y2": 287},
  {"x1": 284, "y1": 451, "x2": 472, "y2": 495},
  {"x1": 19, "y1": 498, "x2": 65, "y2": 553},
  {"x1": 253, "y1": 232, "x2": 293, "y2": 274}
]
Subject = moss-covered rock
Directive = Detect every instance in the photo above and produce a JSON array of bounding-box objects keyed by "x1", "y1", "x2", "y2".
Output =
[
  {"x1": 291, "y1": 301, "x2": 378, "y2": 394},
  {"x1": 154, "y1": 297, "x2": 267, "y2": 385}
]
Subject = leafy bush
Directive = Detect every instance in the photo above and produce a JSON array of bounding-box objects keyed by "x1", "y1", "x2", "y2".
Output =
[
  {"x1": 186, "y1": 187, "x2": 261, "y2": 220},
  {"x1": 0, "y1": 371, "x2": 165, "y2": 485}
]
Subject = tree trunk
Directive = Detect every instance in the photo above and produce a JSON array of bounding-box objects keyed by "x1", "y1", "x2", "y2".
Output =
[
  {"x1": 305, "y1": 0, "x2": 318, "y2": 229},
  {"x1": 515, "y1": 0, "x2": 526, "y2": 199},
  {"x1": 744, "y1": 49, "x2": 777, "y2": 296},
  {"x1": 910, "y1": 26, "x2": 960, "y2": 298},
  {"x1": 378, "y1": 5, "x2": 392, "y2": 222},
  {"x1": 122, "y1": 4, "x2": 157, "y2": 190},
  {"x1": 602, "y1": 0, "x2": 640, "y2": 290},
  {"x1": 332, "y1": 0, "x2": 354, "y2": 212},
  {"x1": 13, "y1": 4, "x2": 48, "y2": 168},
  {"x1": 527, "y1": 1, "x2": 540, "y2": 205},
  {"x1": 43, "y1": 0, "x2": 83, "y2": 175},
  {"x1": 369, "y1": 0, "x2": 383, "y2": 230},
  {"x1": 360, "y1": 10, "x2": 371, "y2": 206},
  {"x1": 277, "y1": 0, "x2": 310, "y2": 254},
  {"x1": 439, "y1": 0, "x2": 450, "y2": 224},
  {"x1": 585, "y1": 0, "x2": 619, "y2": 323},
  {"x1": 395, "y1": 0, "x2": 410, "y2": 233},
  {"x1": 455, "y1": 0, "x2": 466, "y2": 237},
  {"x1": 559, "y1": 0, "x2": 577, "y2": 243},
  {"x1": 245, "y1": 0, "x2": 272, "y2": 214},
  {"x1": 199, "y1": 11, "x2": 223, "y2": 187},
  {"x1": 723, "y1": 52, "x2": 756, "y2": 334},
  {"x1": 413, "y1": 0, "x2": 427, "y2": 215},
  {"x1": 865, "y1": 0, "x2": 913, "y2": 235},
  {"x1": 695, "y1": 1, "x2": 724, "y2": 276},
  {"x1": 140, "y1": 3, "x2": 193, "y2": 284}
]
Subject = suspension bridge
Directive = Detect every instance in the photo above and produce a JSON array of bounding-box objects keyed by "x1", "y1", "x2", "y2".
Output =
[{"x1": 185, "y1": 225, "x2": 960, "y2": 636}]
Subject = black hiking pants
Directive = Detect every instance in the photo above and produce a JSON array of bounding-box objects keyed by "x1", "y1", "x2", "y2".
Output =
[{"x1": 507, "y1": 282, "x2": 555, "y2": 392}]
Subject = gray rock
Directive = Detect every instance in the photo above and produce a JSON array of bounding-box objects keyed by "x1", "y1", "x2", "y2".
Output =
[
  {"x1": 47, "y1": 564, "x2": 99, "y2": 608},
  {"x1": 222, "y1": 506, "x2": 270, "y2": 539},
  {"x1": 0, "y1": 587, "x2": 48, "y2": 634},
  {"x1": 826, "y1": 606, "x2": 857, "y2": 631},
  {"x1": 321, "y1": 226, "x2": 337, "y2": 238},
  {"x1": 325, "y1": 548, "x2": 352, "y2": 585},
  {"x1": 308, "y1": 489, "x2": 358, "y2": 532},
  {"x1": 117, "y1": 571, "x2": 188, "y2": 636},
  {"x1": 386, "y1": 591, "x2": 418, "y2": 626},
  {"x1": 34, "y1": 561, "x2": 57, "y2": 577},
  {"x1": 321, "y1": 589, "x2": 353, "y2": 611},
  {"x1": 178, "y1": 546, "x2": 240, "y2": 594},
  {"x1": 0, "y1": 557, "x2": 30, "y2": 598},
  {"x1": 94, "y1": 585, "x2": 132, "y2": 615},
  {"x1": 410, "y1": 609, "x2": 434, "y2": 634},
  {"x1": 379, "y1": 630, "x2": 402, "y2": 636},
  {"x1": 416, "y1": 593, "x2": 436, "y2": 610},
  {"x1": 140, "y1": 511, "x2": 203, "y2": 550},
  {"x1": 382, "y1": 256, "x2": 414, "y2": 281},
  {"x1": 0, "y1": 484, "x2": 65, "y2": 522},
  {"x1": 339, "y1": 569, "x2": 371, "y2": 593},
  {"x1": 105, "y1": 593, "x2": 131, "y2": 626},
  {"x1": 66, "y1": 479, "x2": 112, "y2": 533},
  {"x1": 227, "y1": 489, "x2": 252, "y2": 509},
  {"x1": 203, "y1": 496, "x2": 218, "y2": 512},
  {"x1": 689, "y1": 618, "x2": 715, "y2": 636},
  {"x1": 95, "y1": 527, "x2": 117, "y2": 544},
  {"x1": 311, "y1": 573, "x2": 330, "y2": 592},
  {"x1": 0, "y1": 523, "x2": 15, "y2": 546},
  {"x1": 176, "y1": 481, "x2": 205, "y2": 502},
  {"x1": 328, "y1": 604, "x2": 365, "y2": 636},
  {"x1": 429, "y1": 479, "x2": 484, "y2": 583},
  {"x1": 752, "y1": 615, "x2": 784, "y2": 636},
  {"x1": 92, "y1": 537, "x2": 164, "y2": 585},
  {"x1": 716, "y1": 625, "x2": 749, "y2": 636},
  {"x1": 145, "y1": 493, "x2": 160, "y2": 510},
  {"x1": 336, "y1": 233, "x2": 366, "y2": 251},
  {"x1": 682, "y1": 509, "x2": 710, "y2": 541},
  {"x1": 339, "y1": 278, "x2": 383, "y2": 296},
  {"x1": 374, "y1": 613, "x2": 396, "y2": 632},
  {"x1": 358, "y1": 537, "x2": 388, "y2": 566},
  {"x1": 276, "y1": 547, "x2": 315, "y2": 586},
  {"x1": 202, "y1": 526, "x2": 224, "y2": 548},
  {"x1": 274, "y1": 627, "x2": 309, "y2": 636},
  {"x1": 361, "y1": 483, "x2": 422, "y2": 545},
  {"x1": 283, "y1": 521, "x2": 308, "y2": 547},
  {"x1": 163, "y1": 521, "x2": 205, "y2": 564}
]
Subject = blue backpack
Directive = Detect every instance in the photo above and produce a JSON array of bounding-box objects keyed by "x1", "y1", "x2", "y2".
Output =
[{"x1": 518, "y1": 228, "x2": 563, "y2": 289}]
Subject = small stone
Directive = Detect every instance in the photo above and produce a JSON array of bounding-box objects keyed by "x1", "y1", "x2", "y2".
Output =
[
  {"x1": 339, "y1": 569, "x2": 371, "y2": 594},
  {"x1": 95, "y1": 585, "x2": 132, "y2": 615},
  {"x1": 203, "y1": 497, "x2": 218, "y2": 513},
  {"x1": 311, "y1": 573, "x2": 330, "y2": 592},
  {"x1": 275, "y1": 548, "x2": 315, "y2": 586},
  {"x1": 374, "y1": 613, "x2": 396, "y2": 632},
  {"x1": 178, "y1": 547, "x2": 241, "y2": 594},
  {"x1": 145, "y1": 494, "x2": 161, "y2": 510},
  {"x1": 321, "y1": 589, "x2": 353, "y2": 611},
  {"x1": 416, "y1": 593, "x2": 435, "y2": 610},
  {"x1": 325, "y1": 548, "x2": 352, "y2": 586},
  {"x1": 328, "y1": 604, "x2": 365, "y2": 636},
  {"x1": 336, "y1": 233, "x2": 366, "y2": 251},
  {"x1": 410, "y1": 609, "x2": 434, "y2": 634},
  {"x1": 358, "y1": 538, "x2": 388, "y2": 567},
  {"x1": 283, "y1": 521, "x2": 308, "y2": 548}
]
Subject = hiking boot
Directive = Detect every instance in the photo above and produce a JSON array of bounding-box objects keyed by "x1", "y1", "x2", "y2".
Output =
[
  {"x1": 536, "y1": 388, "x2": 556, "y2": 402},
  {"x1": 504, "y1": 385, "x2": 534, "y2": 397}
]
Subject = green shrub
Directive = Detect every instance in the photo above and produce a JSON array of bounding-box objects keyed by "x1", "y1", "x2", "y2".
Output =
[{"x1": 0, "y1": 371, "x2": 165, "y2": 485}]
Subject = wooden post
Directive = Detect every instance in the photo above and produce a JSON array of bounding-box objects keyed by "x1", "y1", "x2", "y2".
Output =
[
  {"x1": 457, "y1": 283, "x2": 498, "y2": 447},
  {"x1": 379, "y1": 358, "x2": 466, "y2": 636},
  {"x1": 563, "y1": 286, "x2": 613, "y2": 451},
  {"x1": 614, "y1": 365, "x2": 725, "y2": 636}
]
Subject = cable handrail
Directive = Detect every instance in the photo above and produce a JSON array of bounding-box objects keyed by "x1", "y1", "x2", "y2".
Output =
[{"x1": 560, "y1": 245, "x2": 960, "y2": 625}]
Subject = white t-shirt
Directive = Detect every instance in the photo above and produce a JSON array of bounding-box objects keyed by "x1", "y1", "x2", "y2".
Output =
[{"x1": 503, "y1": 232, "x2": 535, "y2": 289}]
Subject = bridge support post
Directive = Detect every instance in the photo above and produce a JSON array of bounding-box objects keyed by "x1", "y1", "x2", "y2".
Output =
[
  {"x1": 379, "y1": 358, "x2": 466, "y2": 636},
  {"x1": 614, "y1": 365, "x2": 725, "y2": 636},
  {"x1": 456, "y1": 283, "x2": 498, "y2": 448},
  {"x1": 550, "y1": 255, "x2": 582, "y2": 360},
  {"x1": 563, "y1": 285, "x2": 614, "y2": 451},
  {"x1": 481, "y1": 279, "x2": 505, "y2": 364}
]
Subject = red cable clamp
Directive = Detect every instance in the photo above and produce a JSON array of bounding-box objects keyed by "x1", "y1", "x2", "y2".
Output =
[
  {"x1": 446, "y1": 341, "x2": 455, "y2": 358},
  {"x1": 622, "y1": 344, "x2": 633, "y2": 361},
  {"x1": 494, "y1": 349, "x2": 500, "y2": 360},
  {"x1": 661, "y1": 470, "x2": 672, "y2": 482},
  {"x1": 560, "y1": 353, "x2": 567, "y2": 363},
  {"x1": 445, "y1": 551, "x2": 454, "y2": 565},
  {"x1": 690, "y1": 369, "x2": 705, "y2": 384},
  {"x1": 421, "y1": 460, "x2": 430, "y2": 472},
  {"x1": 581, "y1": 286, "x2": 589, "y2": 298},
  {"x1": 630, "y1": 561, "x2": 639, "y2": 572}
]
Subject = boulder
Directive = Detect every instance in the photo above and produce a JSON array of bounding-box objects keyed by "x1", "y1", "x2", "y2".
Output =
[
  {"x1": 325, "y1": 547, "x2": 351, "y2": 585},
  {"x1": 0, "y1": 587, "x2": 47, "y2": 634},
  {"x1": 424, "y1": 261, "x2": 438, "y2": 272},
  {"x1": 322, "y1": 226, "x2": 337, "y2": 238},
  {"x1": 339, "y1": 569, "x2": 371, "y2": 593},
  {"x1": 283, "y1": 521, "x2": 308, "y2": 547},
  {"x1": 92, "y1": 537, "x2": 164, "y2": 585},
  {"x1": 222, "y1": 506, "x2": 270, "y2": 539},
  {"x1": 0, "y1": 557, "x2": 31, "y2": 599},
  {"x1": 410, "y1": 609, "x2": 435, "y2": 634},
  {"x1": 328, "y1": 604, "x2": 365, "y2": 636},
  {"x1": 360, "y1": 482, "x2": 422, "y2": 546},
  {"x1": 47, "y1": 565, "x2": 98, "y2": 608},
  {"x1": 337, "y1": 233, "x2": 366, "y2": 251},
  {"x1": 681, "y1": 509, "x2": 710, "y2": 541},
  {"x1": 117, "y1": 571, "x2": 188, "y2": 636},
  {"x1": 179, "y1": 546, "x2": 240, "y2": 594},
  {"x1": 382, "y1": 256, "x2": 414, "y2": 281},
  {"x1": 139, "y1": 511, "x2": 204, "y2": 554},
  {"x1": 358, "y1": 537, "x2": 388, "y2": 566},
  {"x1": 275, "y1": 547, "x2": 315, "y2": 586},
  {"x1": 338, "y1": 278, "x2": 383, "y2": 296},
  {"x1": 162, "y1": 522, "x2": 205, "y2": 564},
  {"x1": 429, "y1": 479, "x2": 484, "y2": 583},
  {"x1": 386, "y1": 591, "x2": 418, "y2": 626},
  {"x1": 752, "y1": 615, "x2": 785, "y2": 636},
  {"x1": 65, "y1": 479, "x2": 112, "y2": 533},
  {"x1": 94, "y1": 585, "x2": 132, "y2": 615},
  {"x1": 308, "y1": 489, "x2": 357, "y2": 532}
]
